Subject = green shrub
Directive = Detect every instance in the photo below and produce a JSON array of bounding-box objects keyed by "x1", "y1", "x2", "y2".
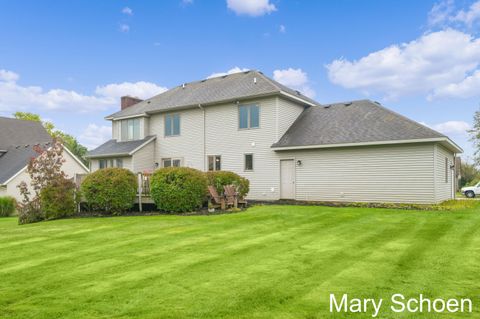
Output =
[
  {"x1": 81, "y1": 168, "x2": 137, "y2": 214},
  {"x1": 206, "y1": 171, "x2": 250, "y2": 197},
  {"x1": 18, "y1": 199, "x2": 44, "y2": 225},
  {"x1": 40, "y1": 177, "x2": 76, "y2": 220},
  {"x1": 150, "y1": 167, "x2": 207, "y2": 213},
  {"x1": 0, "y1": 196, "x2": 16, "y2": 217}
]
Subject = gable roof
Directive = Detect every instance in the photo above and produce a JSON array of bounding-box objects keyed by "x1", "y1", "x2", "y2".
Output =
[
  {"x1": 106, "y1": 70, "x2": 319, "y2": 120},
  {"x1": 272, "y1": 100, "x2": 462, "y2": 153},
  {"x1": 0, "y1": 143, "x2": 49, "y2": 184},
  {"x1": 85, "y1": 136, "x2": 156, "y2": 158},
  {"x1": 0, "y1": 117, "x2": 51, "y2": 149},
  {"x1": 0, "y1": 117, "x2": 89, "y2": 185}
]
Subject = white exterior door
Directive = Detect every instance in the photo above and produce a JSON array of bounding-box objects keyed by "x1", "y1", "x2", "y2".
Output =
[{"x1": 280, "y1": 159, "x2": 295, "y2": 199}]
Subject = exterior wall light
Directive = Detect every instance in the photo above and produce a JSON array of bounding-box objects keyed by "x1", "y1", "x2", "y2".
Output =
[{"x1": 296, "y1": 160, "x2": 302, "y2": 166}]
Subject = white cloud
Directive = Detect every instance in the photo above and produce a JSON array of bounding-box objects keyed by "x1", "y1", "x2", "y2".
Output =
[
  {"x1": 226, "y1": 0, "x2": 276, "y2": 16},
  {"x1": 120, "y1": 24, "x2": 130, "y2": 32},
  {"x1": 279, "y1": 24, "x2": 286, "y2": 33},
  {"x1": 430, "y1": 69, "x2": 480, "y2": 99},
  {"x1": 452, "y1": 1, "x2": 480, "y2": 26},
  {"x1": 79, "y1": 124, "x2": 112, "y2": 150},
  {"x1": 181, "y1": 0, "x2": 193, "y2": 6},
  {"x1": 428, "y1": 0, "x2": 480, "y2": 28},
  {"x1": 122, "y1": 7, "x2": 133, "y2": 15},
  {"x1": 207, "y1": 67, "x2": 250, "y2": 79},
  {"x1": 428, "y1": 0, "x2": 455, "y2": 26},
  {"x1": 326, "y1": 29, "x2": 480, "y2": 100},
  {"x1": 95, "y1": 81, "x2": 167, "y2": 100},
  {"x1": 0, "y1": 69, "x2": 19, "y2": 82},
  {"x1": 0, "y1": 75, "x2": 114, "y2": 113},
  {"x1": 0, "y1": 68, "x2": 167, "y2": 113},
  {"x1": 424, "y1": 120, "x2": 471, "y2": 135},
  {"x1": 273, "y1": 68, "x2": 316, "y2": 98}
]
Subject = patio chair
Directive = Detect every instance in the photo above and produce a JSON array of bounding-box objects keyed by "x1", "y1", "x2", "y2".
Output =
[
  {"x1": 208, "y1": 185, "x2": 226, "y2": 210},
  {"x1": 223, "y1": 185, "x2": 238, "y2": 208},
  {"x1": 224, "y1": 185, "x2": 247, "y2": 208}
]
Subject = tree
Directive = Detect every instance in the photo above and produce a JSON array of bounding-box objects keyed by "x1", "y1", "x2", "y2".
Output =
[
  {"x1": 13, "y1": 112, "x2": 88, "y2": 164},
  {"x1": 17, "y1": 139, "x2": 76, "y2": 224},
  {"x1": 459, "y1": 162, "x2": 480, "y2": 188},
  {"x1": 470, "y1": 109, "x2": 480, "y2": 166}
]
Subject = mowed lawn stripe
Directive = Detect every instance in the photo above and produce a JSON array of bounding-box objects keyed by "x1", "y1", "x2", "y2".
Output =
[{"x1": 1, "y1": 204, "x2": 479, "y2": 318}]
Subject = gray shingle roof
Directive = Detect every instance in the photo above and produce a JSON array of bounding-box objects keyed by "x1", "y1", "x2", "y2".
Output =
[
  {"x1": 0, "y1": 117, "x2": 51, "y2": 149},
  {"x1": 0, "y1": 117, "x2": 54, "y2": 184},
  {"x1": 86, "y1": 136, "x2": 156, "y2": 158},
  {"x1": 272, "y1": 100, "x2": 446, "y2": 148},
  {"x1": 0, "y1": 144, "x2": 48, "y2": 184},
  {"x1": 106, "y1": 70, "x2": 319, "y2": 119}
]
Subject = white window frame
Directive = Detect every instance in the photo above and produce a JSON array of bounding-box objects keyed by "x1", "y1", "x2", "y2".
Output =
[
  {"x1": 120, "y1": 118, "x2": 141, "y2": 141},
  {"x1": 162, "y1": 157, "x2": 183, "y2": 168},
  {"x1": 238, "y1": 104, "x2": 260, "y2": 130},
  {"x1": 244, "y1": 153, "x2": 254, "y2": 171},
  {"x1": 165, "y1": 113, "x2": 181, "y2": 137},
  {"x1": 208, "y1": 155, "x2": 221, "y2": 171}
]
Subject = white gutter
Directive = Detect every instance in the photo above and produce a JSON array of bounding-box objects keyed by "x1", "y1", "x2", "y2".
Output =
[
  {"x1": 105, "y1": 113, "x2": 149, "y2": 121},
  {"x1": 279, "y1": 91, "x2": 317, "y2": 107},
  {"x1": 106, "y1": 91, "x2": 317, "y2": 120},
  {"x1": 272, "y1": 137, "x2": 463, "y2": 153}
]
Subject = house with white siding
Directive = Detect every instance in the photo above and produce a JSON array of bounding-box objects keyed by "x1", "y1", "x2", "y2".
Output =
[
  {"x1": 86, "y1": 70, "x2": 462, "y2": 204},
  {"x1": 0, "y1": 117, "x2": 89, "y2": 201}
]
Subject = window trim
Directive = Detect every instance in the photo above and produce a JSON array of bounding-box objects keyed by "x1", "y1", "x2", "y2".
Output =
[
  {"x1": 244, "y1": 153, "x2": 254, "y2": 171},
  {"x1": 164, "y1": 113, "x2": 181, "y2": 137},
  {"x1": 207, "y1": 155, "x2": 222, "y2": 171},
  {"x1": 99, "y1": 158, "x2": 124, "y2": 169},
  {"x1": 238, "y1": 104, "x2": 260, "y2": 130},
  {"x1": 161, "y1": 157, "x2": 183, "y2": 168},
  {"x1": 120, "y1": 118, "x2": 141, "y2": 141}
]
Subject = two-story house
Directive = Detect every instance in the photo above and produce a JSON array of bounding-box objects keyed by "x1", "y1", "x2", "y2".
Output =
[{"x1": 86, "y1": 70, "x2": 462, "y2": 204}]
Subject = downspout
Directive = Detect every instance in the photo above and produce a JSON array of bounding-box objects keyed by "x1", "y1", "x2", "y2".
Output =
[{"x1": 198, "y1": 104, "x2": 206, "y2": 171}]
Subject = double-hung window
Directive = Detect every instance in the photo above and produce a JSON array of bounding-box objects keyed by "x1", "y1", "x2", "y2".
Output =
[
  {"x1": 99, "y1": 159, "x2": 107, "y2": 169},
  {"x1": 208, "y1": 155, "x2": 221, "y2": 171},
  {"x1": 162, "y1": 158, "x2": 182, "y2": 167},
  {"x1": 121, "y1": 118, "x2": 140, "y2": 141},
  {"x1": 244, "y1": 154, "x2": 253, "y2": 171},
  {"x1": 165, "y1": 114, "x2": 180, "y2": 136},
  {"x1": 239, "y1": 104, "x2": 259, "y2": 129},
  {"x1": 99, "y1": 158, "x2": 123, "y2": 169}
]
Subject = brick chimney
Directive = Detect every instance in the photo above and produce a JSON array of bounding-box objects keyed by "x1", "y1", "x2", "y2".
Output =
[{"x1": 121, "y1": 96, "x2": 143, "y2": 110}]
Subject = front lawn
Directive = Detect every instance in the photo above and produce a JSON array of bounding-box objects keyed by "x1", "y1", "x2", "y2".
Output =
[{"x1": 1, "y1": 204, "x2": 480, "y2": 318}]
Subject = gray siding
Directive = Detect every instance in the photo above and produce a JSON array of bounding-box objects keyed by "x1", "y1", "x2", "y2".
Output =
[
  {"x1": 434, "y1": 144, "x2": 455, "y2": 202},
  {"x1": 132, "y1": 141, "x2": 155, "y2": 173},
  {"x1": 205, "y1": 97, "x2": 280, "y2": 199},
  {"x1": 276, "y1": 97, "x2": 305, "y2": 140},
  {"x1": 150, "y1": 108, "x2": 205, "y2": 170},
  {"x1": 279, "y1": 143, "x2": 437, "y2": 204},
  {"x1": 112, "y1": 121, "x2": 120, "y2": 140}
]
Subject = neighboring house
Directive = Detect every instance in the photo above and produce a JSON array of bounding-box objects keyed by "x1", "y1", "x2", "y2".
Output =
[
  {"x1": 86, "y1": 71, "x2": 462, "y2": 204},
  {"x1": 0, "y1": 117, "x2": 89, "y2": 201}
]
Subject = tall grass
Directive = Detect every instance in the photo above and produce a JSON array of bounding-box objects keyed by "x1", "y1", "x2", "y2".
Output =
[{"x1": 0, "y1": 196, "x2": 16, "y2": 217}]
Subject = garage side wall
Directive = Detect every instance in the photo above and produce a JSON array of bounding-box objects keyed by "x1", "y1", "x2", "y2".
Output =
[
  {"x1": 434, "y1": 144, "x2": 455, "y2": 202},
  {"x1": 279, "y1": 143, "x2": 437, "y2": 204}
]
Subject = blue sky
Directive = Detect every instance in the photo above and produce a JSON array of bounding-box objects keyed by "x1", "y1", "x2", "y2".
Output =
[{"x1": 0, "y1": 0, "x2": 479, "y2": 159}]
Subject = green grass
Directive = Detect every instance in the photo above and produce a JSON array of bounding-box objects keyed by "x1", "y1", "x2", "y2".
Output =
[{"x1": 1, "y1": 203, "x2": 480, "y2": 318}]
